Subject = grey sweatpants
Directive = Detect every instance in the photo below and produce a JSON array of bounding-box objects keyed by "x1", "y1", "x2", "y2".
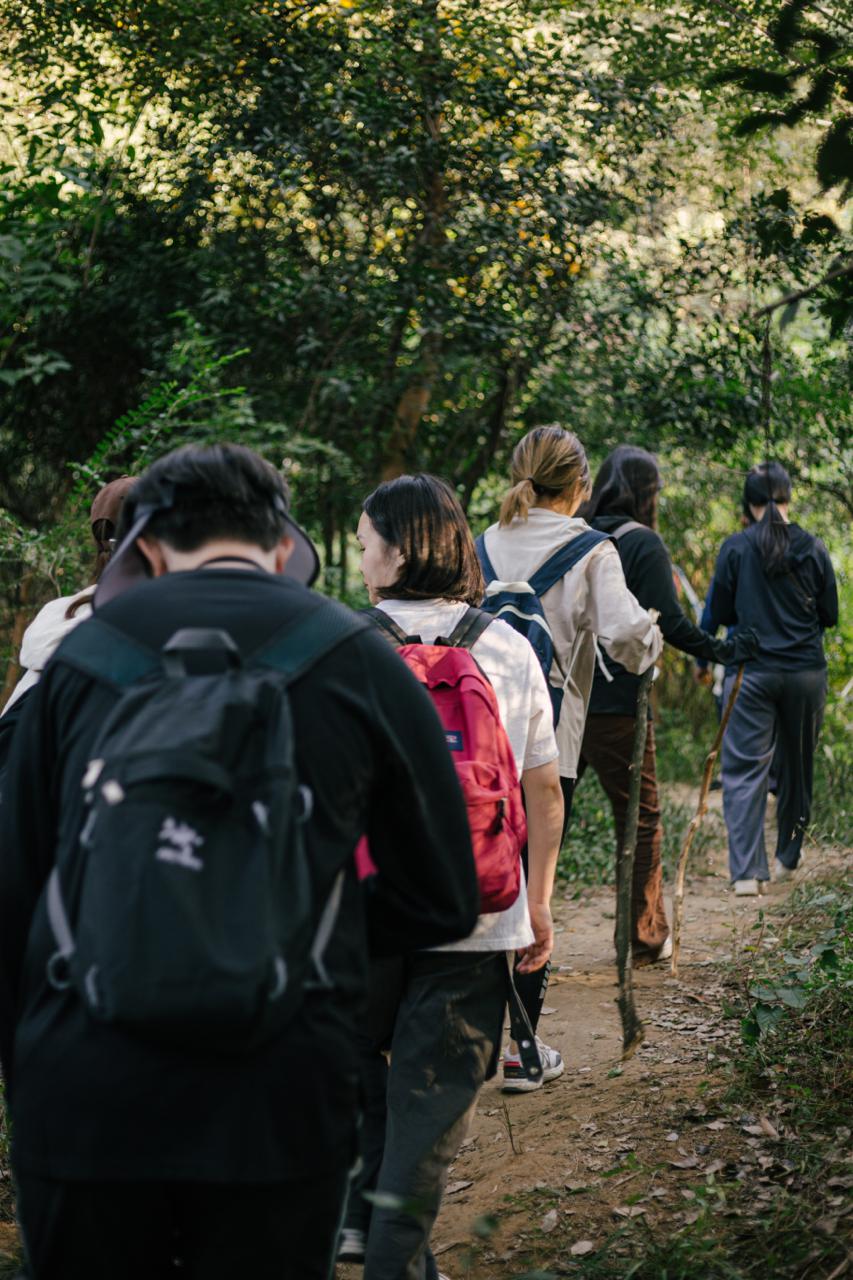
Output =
[{"x1": 721, "y1": 667, "x2": 827, "y2": 881}]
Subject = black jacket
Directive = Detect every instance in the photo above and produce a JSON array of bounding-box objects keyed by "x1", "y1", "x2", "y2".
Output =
[
  {"x1": 587, "y1": 515, "x2": 737, "y2": 717},
  {"x1": 0, "y1": 569, "x2": 479, "y2": 1183},
  {"x1": 708, "y1": 523, "x2": 837, "y2": 671}
]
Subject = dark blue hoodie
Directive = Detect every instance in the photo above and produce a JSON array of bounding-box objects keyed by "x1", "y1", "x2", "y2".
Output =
[{"x1": 708, "y1": 522, "x2": 837, "y2": 671}]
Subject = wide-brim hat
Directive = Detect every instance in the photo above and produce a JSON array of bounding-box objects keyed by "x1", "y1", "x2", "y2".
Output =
[{"x1": 94, "y1": 484, "x2": 320, "y2": 608}]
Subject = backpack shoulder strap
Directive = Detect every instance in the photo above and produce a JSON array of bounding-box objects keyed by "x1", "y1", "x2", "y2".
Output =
[
  {"x1": 445, "y1": 606, "x2": 493, "y2": 651},
  {"x1": 528, "y1": 529, "x2": 610, "y2": 596},
  {"x1": 611, "y1": 520, "x2": 646, "y2": 542},
  {"x1": 363, "y1": 607, "x2": 413, "y2": 647},
  {"x1": 475, "y1": 532, "x2": 497, "y2": 583},
  {"x1": 254, "y1": 599, "x2": 369, "y2": 685},
  {"x1": 54, "y1": 617, "x2": 161, "y2": 689}
]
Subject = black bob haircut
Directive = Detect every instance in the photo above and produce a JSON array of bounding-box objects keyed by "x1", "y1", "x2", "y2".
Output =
[
  {"x1": 362, "y1": 474, "x2": 485, "y2": 606},
  {"x1": 580, "y1": 444, "x2": 661, "y2": 529},
  {"x1": 115, "y1": 443, "x2": 291, "y2": 552}
]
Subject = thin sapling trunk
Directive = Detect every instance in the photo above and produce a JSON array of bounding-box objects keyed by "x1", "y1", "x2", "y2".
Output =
[{"x1": 670, "y1": 664, "x2": 745, "y2": 977}]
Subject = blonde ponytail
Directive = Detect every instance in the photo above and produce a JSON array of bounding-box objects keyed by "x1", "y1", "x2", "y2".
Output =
[
  {"x1": 499, "y1": 476, "x2": 537, "y2": 525},
  {"x1": 499, "y1": 425, "x2": 591, "y2": 526}
]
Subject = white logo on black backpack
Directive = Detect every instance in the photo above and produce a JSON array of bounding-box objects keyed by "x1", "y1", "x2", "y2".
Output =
[{"x1": 155, "y1": 817, "x2": 204, "y2": 872}]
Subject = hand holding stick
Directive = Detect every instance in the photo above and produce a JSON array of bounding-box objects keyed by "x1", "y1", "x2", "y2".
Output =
[
  {"x1": 615, "y1": 664, "x2": 655, "y2": 1060},
  {"x1": 670, "y1": 664, "x2": 745, "y2": 977}
]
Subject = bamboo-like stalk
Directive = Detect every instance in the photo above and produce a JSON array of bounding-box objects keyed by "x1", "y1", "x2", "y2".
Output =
[
  {"x1": 670, "y1": 664, "x2": 745, "y2": 977},
  {"x1": 616, "y1": 665, "x2": 655, "y2": 1060}
]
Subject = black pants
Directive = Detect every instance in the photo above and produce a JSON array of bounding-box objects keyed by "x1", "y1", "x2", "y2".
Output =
[
  {"x1": 16, "y1": 1165, "x2": 350, "y2": 1280},
  {"x1": 346, "y1": 951, "x2": 506, "y2": 1280},
  {"x1": 510, "y1": 776, "x2": 575, "y2": 1040}
]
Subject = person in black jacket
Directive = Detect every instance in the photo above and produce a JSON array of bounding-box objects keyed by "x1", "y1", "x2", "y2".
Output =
[
  {"x1": 577, "y1": 446, "x2": 756, "y2": 961},
  {"x1": 707, "y1": 461, "x2": 838, "y2": 895},
  {"x1": 0, "y1": 444, "x2": 479, "y2": 1280}
]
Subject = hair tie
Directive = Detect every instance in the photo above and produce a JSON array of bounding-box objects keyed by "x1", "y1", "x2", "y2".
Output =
[{"x1": 525, "y1": 476, "x2": 536, "y2": 483}]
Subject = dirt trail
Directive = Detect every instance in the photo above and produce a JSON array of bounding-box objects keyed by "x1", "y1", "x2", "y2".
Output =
[{"x1": 339, "y1": 786, "x2": 844, "y2": 1279}]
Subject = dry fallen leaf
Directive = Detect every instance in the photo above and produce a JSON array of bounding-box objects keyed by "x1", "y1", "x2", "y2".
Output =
[
  {"x1": 445, "y1": 1180, "x2": 472, "y2": 1196},
  {"x1": 613, "y1": 1205, "x2": 646, "y2": 1218},
  {"x1": 759, "y1": 1117, "x2": 780, "y2": 1140},
  {"x1": 669, "y1": 1156, "x2": 700, "y2": 1169},
  {"x1": 570, "y1": 1240, "x2": 595, "y2": 1256}
]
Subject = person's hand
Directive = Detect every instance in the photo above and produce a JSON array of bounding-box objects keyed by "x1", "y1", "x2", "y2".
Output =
[
  {"x1": 731, "y1": 626, "x2": 760, "y2": 663},
  {"x1": 516, "y1": 901, "x2": 553, "y2": 973}
]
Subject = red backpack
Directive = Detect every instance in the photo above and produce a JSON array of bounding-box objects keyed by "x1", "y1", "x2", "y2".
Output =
[{"x1": 357, "y1": 606, "x2": 525, "y2": 914}]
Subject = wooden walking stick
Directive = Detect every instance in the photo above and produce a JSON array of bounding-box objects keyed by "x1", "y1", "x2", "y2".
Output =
[
  {"x1": 615, "y1": 665, "x2": 655, "y2": 1061},
  {"x1": 670, "y1": 664, "x2": 745, "y2": 977}
]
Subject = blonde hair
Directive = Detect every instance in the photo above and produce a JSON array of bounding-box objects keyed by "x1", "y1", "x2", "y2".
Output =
[{"x1": 499, "y1": 425, "x2": 591, "y2": 526}]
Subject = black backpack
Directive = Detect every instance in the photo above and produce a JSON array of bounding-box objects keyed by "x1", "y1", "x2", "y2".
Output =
[{"x1": 44, "y1": 599, "x2": 366, "y2": 1052}]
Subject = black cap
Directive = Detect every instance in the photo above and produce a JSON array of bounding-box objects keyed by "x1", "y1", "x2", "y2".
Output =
[{"x1": 94, "y1": 482, "x2": 320, "y2": 608}]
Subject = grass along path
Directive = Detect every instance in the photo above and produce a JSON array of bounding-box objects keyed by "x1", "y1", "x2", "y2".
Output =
[{"x1": 339, "y1": 785, "x2": 851, "y2": 1280}]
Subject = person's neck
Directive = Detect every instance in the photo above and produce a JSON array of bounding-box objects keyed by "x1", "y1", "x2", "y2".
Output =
[
  {"x1": 531, "y1": 495, "x2": 579, "y2": 518},
  {"x1": 166, "y1": 540, "x2": 275, "y2": 573}
]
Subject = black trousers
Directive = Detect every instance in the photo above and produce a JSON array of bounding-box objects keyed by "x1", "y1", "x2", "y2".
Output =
[
  {"x1": 16, "y1": 1164, "x2": 351, "y2": 1280},
  {"x1": 346, "y1": 951, "x2": 506, "y2": 1280}
]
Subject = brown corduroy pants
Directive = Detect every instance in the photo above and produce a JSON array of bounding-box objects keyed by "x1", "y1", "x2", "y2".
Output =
[{"x1": 578, "y1": 715, "x2": 670, "y2": 961}]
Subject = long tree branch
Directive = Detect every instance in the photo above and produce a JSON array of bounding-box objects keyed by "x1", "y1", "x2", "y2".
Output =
[{"x1": 752, "y1": 260, "x2": 853, "y2": 318}]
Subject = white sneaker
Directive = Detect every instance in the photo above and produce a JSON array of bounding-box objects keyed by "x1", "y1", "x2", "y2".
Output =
[
  {"x1": 337, "y1": 1227, "x2": 366, "y2": 1263},
  {"x1": 657, "y1": 935, "x2": 673, "y2": 960},
  {"x1": 734, "y1": 878, "x2": 760, "y2": 896},
  {"x1": 775, "y1": 858, "x2": 800, "y2": 881},
  {"x1": 502, "y1": 1037, "x2": 564, "y2": 1092}
]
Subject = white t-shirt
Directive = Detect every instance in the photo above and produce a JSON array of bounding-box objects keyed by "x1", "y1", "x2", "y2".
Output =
[
  {"x1": 376, "y1": 598, "x2": 558, "y2": 952},
  {"x1": 483, "y1": 509, "x2": 662, "y2": 777}
]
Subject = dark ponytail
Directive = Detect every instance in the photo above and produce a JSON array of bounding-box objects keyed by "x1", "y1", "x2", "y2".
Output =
[{"x1": 743, "y1": 461, "x2": 792, "y2": 578}]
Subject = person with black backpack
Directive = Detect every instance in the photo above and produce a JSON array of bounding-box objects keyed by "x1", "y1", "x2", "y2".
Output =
[
  {"x1": 476, "y1": 426, "x2": 663, "y2": 1088},
  {"x1": 577, "y1": 447, "x2": 758, "y2": 958},
  {"x1": 343, "y1": 474, "x2": 564, "y2": 1280},
  {"x1": 0, "y1": 444, "x2": 480, "y2": 1280},
  {"x1": 707, "y1": 462, "x2": 838, "y2": 894}
]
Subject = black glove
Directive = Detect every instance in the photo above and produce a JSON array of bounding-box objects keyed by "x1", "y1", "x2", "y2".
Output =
[{"x1": 713, "y1": 627, "x2": 760, "y2": 665}]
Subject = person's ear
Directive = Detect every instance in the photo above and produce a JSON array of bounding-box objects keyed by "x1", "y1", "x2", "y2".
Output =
[
  {"x1": 273, "y1": 535, "x2": 296, "y2": 575},
  {"x1": 136, "y1": 535, "x2": 169, "y2": 577}
]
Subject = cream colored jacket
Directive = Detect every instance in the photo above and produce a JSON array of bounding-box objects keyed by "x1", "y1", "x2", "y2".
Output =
[{"x1": 482, "y1": 509, "x2": 663, "y2": 777}]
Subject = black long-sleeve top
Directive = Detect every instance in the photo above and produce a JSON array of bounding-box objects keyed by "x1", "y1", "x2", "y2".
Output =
[
  {"x1": 0, "y1": 569, "x2": 479, "y2": 1184},
  {"x1": 708, "y1": 523, "x2": 837, "y2": 672},
  {"x1": 587, "y1": 514, "x2": 737, "y2": 716}
]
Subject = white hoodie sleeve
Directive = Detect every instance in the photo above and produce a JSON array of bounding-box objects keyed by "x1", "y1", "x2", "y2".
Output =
[
  {"x1": 2, "y1": 592, "x2": 92, "y2": 715},
  {"x1": 584, "y1": 544, "x2": 662, "y2": 673}
]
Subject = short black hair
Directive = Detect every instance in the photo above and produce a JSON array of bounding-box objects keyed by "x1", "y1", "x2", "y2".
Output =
[
  {"x1": 362, "y1": 474, "x2": 485, "y2": 606},
  {"x1": 116, "y1": 444, "x2": 290, "y2": 552}
]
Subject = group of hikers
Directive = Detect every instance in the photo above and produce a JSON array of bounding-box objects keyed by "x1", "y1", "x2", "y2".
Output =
[{"x1": 0, "y1": 428, "x2": 838, "y2": 1279}]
